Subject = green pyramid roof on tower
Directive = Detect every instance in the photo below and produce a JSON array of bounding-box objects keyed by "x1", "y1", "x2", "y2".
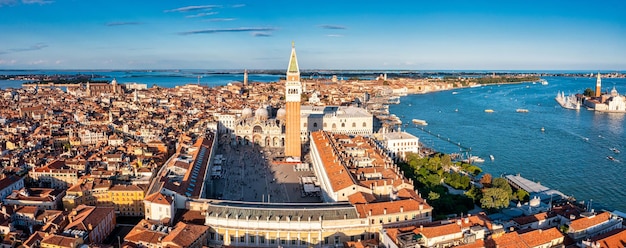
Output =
[{"x1": 288, "y1": 43, "x2": 299, "y2": 73}]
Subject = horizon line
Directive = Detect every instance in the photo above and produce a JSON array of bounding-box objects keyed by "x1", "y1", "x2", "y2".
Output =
[{"x1": 1, "y1": 69, "x2": 625, "y2": 72}]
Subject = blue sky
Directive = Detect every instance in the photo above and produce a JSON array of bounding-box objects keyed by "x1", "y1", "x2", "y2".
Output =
[{"x1": 0, "y1": 0, "x2": 624, "y2": 70}]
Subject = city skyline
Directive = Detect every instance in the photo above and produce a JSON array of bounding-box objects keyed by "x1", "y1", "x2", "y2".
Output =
[{"x1": 0, "y1": 0, "x2": 625, "y2": 70}]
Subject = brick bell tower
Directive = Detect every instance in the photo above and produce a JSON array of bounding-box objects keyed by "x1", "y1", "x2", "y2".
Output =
[{"x1": 284, "y1": 42, "x2": 302, "y2": 160}]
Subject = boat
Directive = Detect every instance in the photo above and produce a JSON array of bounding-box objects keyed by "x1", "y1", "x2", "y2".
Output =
[
  {"x1": 610, "y1": 147, "x2": 621, "y2": 154},
  {"x1": 412, "y1": 119, "x2": 428, "y2": 126},
  {"x1": 470, "y1": 84, "x2": 483, "y2": 88},
  {"x1": 540, "y1": 79, "x2": 549, "y2": 85},
  {"x1": 484, "y1": 109, "x2": 494, "y2": 113},
  {"x1": 516, "y1": 109, "x2": 529, "y2": 113},
  {"x1": 489, "y1": 155, "x2": 495, "y2": 161},
  {"x1": 607, "y1": 156, "x2": 619, "y2": 162},
  {"x1": 462, "y1": 156, "x2": 485, "y2": 164},
  {"x1": 541, "y1": 127, "x2": 545, "y2": 132},
  {"x1": 452, "y1": 92, "x2": 459, "y2": 95},
  {"x1": 471, "y1": 156, "x2": 485, "y2": 163}
]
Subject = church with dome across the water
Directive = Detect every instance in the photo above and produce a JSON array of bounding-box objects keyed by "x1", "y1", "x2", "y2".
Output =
[{"x1": 583, "y1": 73, "x2": 626, "y2": 113}]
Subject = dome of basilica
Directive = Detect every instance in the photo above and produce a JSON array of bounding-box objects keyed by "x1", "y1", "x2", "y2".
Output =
[
  {"x1": 255, "y1": 107, "x2": 269, "y2": 121},
  {"x1": 242, "y1": 107, "x2": 253, "y2": 118},
  {"x1": 276, "y1": 108, "x2": 286, "y2": 120}
]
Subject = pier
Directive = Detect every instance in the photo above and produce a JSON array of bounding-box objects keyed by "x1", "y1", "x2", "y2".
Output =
[
  {"x1": 407, "y1": 125, "x2": 472, "y2": 152},
  {"x1": 505, "y1": 174, "x2": 567, "y2": 202}
]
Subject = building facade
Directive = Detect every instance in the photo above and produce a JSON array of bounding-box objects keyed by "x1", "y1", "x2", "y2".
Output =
[{"x1": 380, "y1": 131, "x2": 420, "y2": 161}]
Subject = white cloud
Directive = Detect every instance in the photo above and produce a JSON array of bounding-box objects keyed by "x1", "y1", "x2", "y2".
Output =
[
  {"x1": 185, "y1": 12, "x2": 218, "y2": 18},
  {"x1": 164, "y1": 5, "x2": 220, "y2": 13},
  {"x1": 21, "y1": 0, "x2": 53, "y2": 5},
  {"x1": 28, "y1": 59, "x2": 46, "y2": 65},
  {"x1": 0, "y1": 59, "x2": 17, "y2": 65},
  {"x1": 0, "y1": 0, "x2": 17, "y2": 7}
]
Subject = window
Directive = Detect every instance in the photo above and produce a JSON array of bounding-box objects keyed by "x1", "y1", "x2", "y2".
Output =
[
  {"x1": 260, "y1": 236, "x2": 265, "y2": 244},
  {"x1": 281, "y1": 239, "x2": 286, "y2": 245},
  {"x1": 313, "y1": 122, "x2": 318, "y2": 128},
  {"x1": 240, "y1": 236, "x2": 245, "y2": 243},
  {"x1": 291, "y1": 240, "x2": 296, "y2": 245},
  {"x1": 324, "y1": 237, "x2": 329, "y2": 244},
  {"x1": 352, "y1": 122, "x2": 356, "y2": 127},
  {"x1": 303, "y1": 122, "x2": 307, "y2": 128},
  {"x1": 334, "y1": 236, "x2": 340, "y2": 244},
  {"x1": 341, "y1": 123, "x2": 345, "y2": 128},
  {"x1": 363, "y1": 122, "x2": 367, "y2": 127},
  {"x1": 250, "y1": 236, "x2": 255, "y2": 243}
]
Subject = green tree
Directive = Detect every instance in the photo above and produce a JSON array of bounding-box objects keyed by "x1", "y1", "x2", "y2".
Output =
[
  {"x1": 465, "y1": 186, "x2": 483, "y2": 203},
  {"x1": 428, "y1": 191, "x2": 440, "y2": 201},
  {"x1": 480, "y1": 188, "x2": 510, "y2": 209},
  {"x1": 492, "y1": 177, "x2": 512, "y2": 195},
  {"x1": 441, "y1": 154, "x2": 452, "y2": 169},
  {"x1": 583, "y1": 88, "x2": 594, "y2": 97},
  {"x1": 515, "y1": 189, "x2": 530, "y2": 202}
]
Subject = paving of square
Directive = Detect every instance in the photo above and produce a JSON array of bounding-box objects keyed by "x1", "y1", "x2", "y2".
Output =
[{"x1": 208, "y1": 136, "x2": 321, "y2": 203}]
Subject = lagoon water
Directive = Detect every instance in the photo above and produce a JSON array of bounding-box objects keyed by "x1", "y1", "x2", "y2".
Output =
[{"x1": 391, "y1": 77, "x2": 626, "y2": 211}]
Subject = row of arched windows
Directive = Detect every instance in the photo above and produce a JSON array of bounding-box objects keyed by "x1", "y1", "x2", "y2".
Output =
[{"x1": 305, "y1": 122, "x2": 368, "y2": 128}]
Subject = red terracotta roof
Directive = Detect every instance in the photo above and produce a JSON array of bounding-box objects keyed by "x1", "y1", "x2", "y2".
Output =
[
  {"x1": 144, "y1": 192, "x2": 173, "y2": 205},
  {"x1": 354, "y1": 198, "x2": 430, "y2": 217},
  {"x1": 518, "y1": 227, "x2": 564, "y2": 247},
  {"x1": 588, "y1": 228, "x2": 626, "y2": 248},
  {"x1": 569, "y1": 212, "x2": 612, "y2": 231}
]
